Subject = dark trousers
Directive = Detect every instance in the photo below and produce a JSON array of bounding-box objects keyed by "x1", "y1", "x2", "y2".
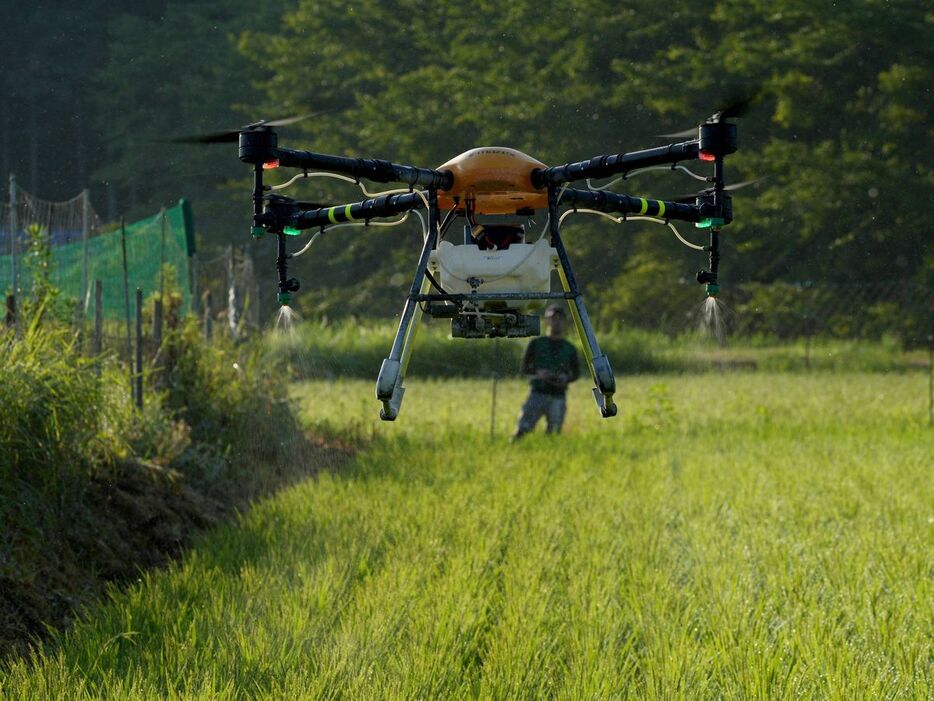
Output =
[{"x1": 515, "y1": 390, "x2": 567, "y2": 436}]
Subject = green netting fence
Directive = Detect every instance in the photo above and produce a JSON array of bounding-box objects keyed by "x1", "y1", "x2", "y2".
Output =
[{"x1": 0, "y1": 196, "x2": 195, "y2": 319}]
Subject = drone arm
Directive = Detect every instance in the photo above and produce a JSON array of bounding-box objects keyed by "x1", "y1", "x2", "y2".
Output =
[
  {"x1": 267, "y1": 191, "x2": 427, "y2": 232},
  {"x1": 559, "y1": 188, "x2": 705, "y2": 224},
  {"x1": 276, "y1": 148, "x2": 453, "y2": 190},
  {"x1": 532, "y1": 140, "x2": 700, "y2": 188}
]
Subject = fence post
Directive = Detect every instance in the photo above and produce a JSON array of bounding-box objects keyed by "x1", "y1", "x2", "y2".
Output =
[
  {"x1": 81, "y1": 188, "x2": 90, "y2": 314},
  {"x1": 165, "y1": 293, "x2": 180, "y2": 379},
  {"x1": 92, "y1": 280, "x2": 103, "y2": 360},
  {"x1": 243, "y1": 251, "x2": 259, "y2": 331},
  {"x1": 490, "y1": 373, "x2": 498, "y2": 441},
  {"x1": 190, "y1": 252, "x2": 199, "y2": 316},
  {"x1": 928, "y1": 335, "x2": 933, "y2": 428},
  {"x1": 159, "y1": 206, "x2": 166, "y2": 306},
  {"x1": 9, "y1": 174, "x2": 17, "y2": 295},
  {"x1": 135, "y1": 287, "x2": 143, "y2": 410},
  {"x1": 153, "y1": 298, "x2": 163, "y2": 351},
  {"x1": 490, "y1": 338, "x2": 500, "y2": 440},
  {"x1": 203, "y1": 290, "x2": 213, "y2": 343},
  {"x1": 226, "y1": 245, "x2": 238, "y2": 339},
  {"x1": 5, "y1": 293, "x2": 14, "y2": 329},
  {"x1": 120, "y1": 218, "x2": 132, "y2": 388}
]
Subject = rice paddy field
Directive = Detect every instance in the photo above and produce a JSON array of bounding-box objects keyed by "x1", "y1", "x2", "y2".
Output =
[{"x1": 1, "y1": 372, "x2": 932, "y2": 699}]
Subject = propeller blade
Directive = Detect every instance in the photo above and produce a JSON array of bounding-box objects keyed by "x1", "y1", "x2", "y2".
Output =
[
  {"x1": 669, "y1": 193, "x2": 701, "y2": 204},
  {"x1": 263, "y1": 113, "x2": 318, "y2": 127},
  {"x1": 656, "y1": 127, "x2": 698, "y2": 140},
  {"x1": 723, "y1": 176, "x2": 768, "y2": 192},
  {"x1": 165, "y1": 130, "x2": 241, "y2": 144},
  {"x1": 656, "y1": 88, "x2": 761, "y2": 139},
  {"x1": 669, "y1": 176, "x2": 768, "y2": 203},
  {"x1": 165, "y1": 108, "x2": 336, "y2": 145},
  {"x1": 710, "y1": 91, "x2": 759, "y2": 122}
]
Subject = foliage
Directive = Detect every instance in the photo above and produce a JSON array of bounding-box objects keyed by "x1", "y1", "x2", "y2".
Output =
[
  {"x1": 6, "y1": 1, "x2": 932, "y2": 337},
  {"x1": 161, "y1": 317, "x2": 305, "y2": 488},
  {"x1": 0, "y1": 324, "x2": 124, "y2": 485},
  {"x1": 89, "y1": 1, "x2": 292, "y2": 230},
  {"x1": 239, "y1": 0, "x2": 932, "y2": 327},
  {"x1": 17, "y1": 224, "x2": 78, "y2": 326},
  {"x1": 22, "y1": 225, "x2": 58, "y2": 310},
  {"x1": 595, "y1": 253, "x2": 699, "y2": 334}
]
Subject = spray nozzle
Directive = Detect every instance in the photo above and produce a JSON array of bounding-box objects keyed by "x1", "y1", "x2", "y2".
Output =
[
  {"x1": 277, "y1": 277, "x2": 300, "y2": 307},
  {"x1": 696, "y1": 270, "x2": 719, "y2": 295}
]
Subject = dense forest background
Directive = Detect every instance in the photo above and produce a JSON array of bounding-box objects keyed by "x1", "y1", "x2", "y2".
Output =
[{"x1": 3, "y1": 1, "x2": 931, "y2": 336}]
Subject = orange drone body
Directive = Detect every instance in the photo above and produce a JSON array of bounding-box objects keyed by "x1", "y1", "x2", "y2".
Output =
[{"x1": 437, "y1": 147, "x2": 548, "y2": 214}]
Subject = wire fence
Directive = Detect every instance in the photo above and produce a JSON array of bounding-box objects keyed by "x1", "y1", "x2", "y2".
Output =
[
  {"x1": 717, "y1": 280, "x2": 931, "y2": 344},
  {"x1": 0, "y1": 178, "x2": 196, "y2": 319},
  {"x1": 601, "y1": 277, "x2": 932, "y2": 349}
]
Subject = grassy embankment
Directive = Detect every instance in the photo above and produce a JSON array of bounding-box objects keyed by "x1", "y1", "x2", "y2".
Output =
[
  {"x1": 0, "y1": 315, "x2": 341, "y2": 659},
  {"x1": 2, "y1": 371, "x2": 931, "y2": 699}
]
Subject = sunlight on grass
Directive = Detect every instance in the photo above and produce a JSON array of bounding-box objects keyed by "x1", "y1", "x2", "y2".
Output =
[{"x1": 2, "y1": 374, "x2": 931, "y2": 699}]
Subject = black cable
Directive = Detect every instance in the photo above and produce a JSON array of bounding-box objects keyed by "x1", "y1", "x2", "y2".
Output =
[
  {"x1": 425, "y1": 269, "x2": 448, "y2": 295},
  {"x1": 438, "y1": 206, "x2": 458, "y2": 240}
]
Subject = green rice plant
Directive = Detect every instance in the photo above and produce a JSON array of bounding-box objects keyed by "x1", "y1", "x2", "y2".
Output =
[{"x1": 2, "y1": 373, "x2": 930, "y2": 699}]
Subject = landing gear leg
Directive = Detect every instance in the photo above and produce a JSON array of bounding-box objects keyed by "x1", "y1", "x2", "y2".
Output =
[
  {"x1": 548, "y1": 187, "x2": 617, "y2": 417},
  {"x1": 376, "y1": 189, "x2": 439, "y2": 420}
]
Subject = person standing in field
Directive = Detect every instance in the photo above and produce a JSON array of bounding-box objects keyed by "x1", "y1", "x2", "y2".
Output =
[{"x1": 513, "y1": 304, "x2": 580, "y2": 438}]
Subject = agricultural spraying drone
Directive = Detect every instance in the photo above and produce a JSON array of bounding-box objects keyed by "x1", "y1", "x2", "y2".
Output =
[{"x1": 178, "y1": 104, "x2": 755, "y2": 420}]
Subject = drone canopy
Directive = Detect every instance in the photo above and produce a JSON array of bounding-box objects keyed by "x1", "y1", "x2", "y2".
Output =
[{"x1": 436, "y1": 147, "x2": 548, "y2": 215}]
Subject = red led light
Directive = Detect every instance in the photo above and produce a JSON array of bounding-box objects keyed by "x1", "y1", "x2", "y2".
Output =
[
  {"x1": 262, "y1": 159, "x2": 280, "y2": 170},
  {"x1": 699, "y1": 151, "x2": 716, "y2": 162}
]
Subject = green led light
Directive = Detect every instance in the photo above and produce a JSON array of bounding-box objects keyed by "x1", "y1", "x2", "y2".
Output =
[
  {"x1": 283, "y1": 226, "x2": 302, "y2": 236},
  {"x1": 250, "y1": 226, "x2": 265, "y2": 239},
  {"x1": 695, "y1": 217, "x2": 725, "y2": 229}
]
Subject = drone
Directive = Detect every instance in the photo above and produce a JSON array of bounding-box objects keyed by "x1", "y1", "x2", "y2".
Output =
[{"x1": 178, "y1": 105, "x2": 752, "y2": 421}]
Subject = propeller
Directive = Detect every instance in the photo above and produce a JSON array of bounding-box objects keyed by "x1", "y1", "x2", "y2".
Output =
[
  {"x1": 669, "y1": 177, "x2": 767, "y2": 204},
  {"x1": 294, "y1": 200, "x2": 329, "y2": 210},
  {"x1": 657, "y1": 91, "x2": 760, "y2": 140},
  {"x1": 166, "y1": 111, "x2": 330, "y2": 144}
]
